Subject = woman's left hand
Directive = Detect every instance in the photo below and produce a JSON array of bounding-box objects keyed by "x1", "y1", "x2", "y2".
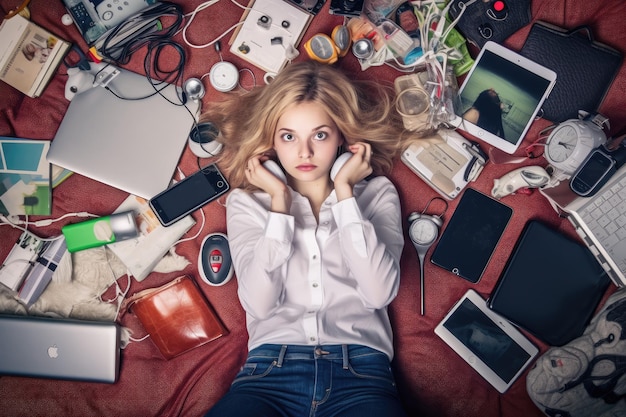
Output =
[{"x1": 333, "y1": 142, "x2": 373, "y2": 201}]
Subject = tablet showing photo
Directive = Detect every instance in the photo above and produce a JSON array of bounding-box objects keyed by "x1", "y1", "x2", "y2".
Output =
[
  {"x1": 435, "y1": 289, "x2": 539, "y2": 393},
  {"x1": 453, "y1": 41, "x2": 557, "y2": 154}
]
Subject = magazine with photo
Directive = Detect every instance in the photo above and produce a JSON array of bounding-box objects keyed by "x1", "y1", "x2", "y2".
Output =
[{"x1": 0, "y1": 137, "x2": 52, "y2": 216}]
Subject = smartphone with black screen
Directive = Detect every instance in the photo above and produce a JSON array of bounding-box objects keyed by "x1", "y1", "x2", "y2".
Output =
[
  {"x1": 149, "y1": 164, "x2": 229, "y2": 226},
  {"x1": 430, "y1": 188, "x2": 513, "y2": 283}
]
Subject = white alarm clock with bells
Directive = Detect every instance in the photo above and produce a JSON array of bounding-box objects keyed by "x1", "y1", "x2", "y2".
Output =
[
  {"x1": 408, "y1": 197, "x2": 447, "y2": 316},
  {"x1": 544, "y1": 113, "x2": 609, "y2": 177}
]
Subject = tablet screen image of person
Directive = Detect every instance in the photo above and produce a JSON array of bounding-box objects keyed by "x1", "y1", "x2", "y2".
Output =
[
  {"x1": 201, "y1": 60, "x2": 425, "y2": 417},
  {"x1": 462, "y1": 88, "x2": 505, "y2": 139}
]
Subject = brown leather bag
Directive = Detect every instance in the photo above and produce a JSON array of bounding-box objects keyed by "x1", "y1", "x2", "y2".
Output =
[{"x1": 122, "y1": 275, "x2": 227, "y2": 359}]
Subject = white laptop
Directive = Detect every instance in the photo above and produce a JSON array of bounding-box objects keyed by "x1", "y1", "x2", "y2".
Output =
[
  {"x1": 47, "y1": 66, "x2": 199, "y2": 199},
  {"x1": 560, "y1": 164, "x2": 626, "y2": 287},
  {"x1": 0, "y1": 314, "x2": 120, "y2": 383}
]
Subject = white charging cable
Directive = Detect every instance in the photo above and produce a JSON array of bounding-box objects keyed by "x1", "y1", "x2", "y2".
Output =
[
  {"x1": 0, "y1": 212, "x2": 98, "y2": 235},
  {"x1": 180, "y1": 0, "x2": 249, "y2": 49}
]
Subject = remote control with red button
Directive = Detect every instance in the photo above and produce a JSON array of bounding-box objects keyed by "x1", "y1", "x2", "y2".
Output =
[{"x1": 199, "y1": 232, "x2": 234, "y2": 286}]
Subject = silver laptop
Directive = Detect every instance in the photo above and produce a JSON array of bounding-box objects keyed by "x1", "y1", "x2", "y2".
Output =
[
  {"x1": 47, "y1": 66, "x2": 199, "y2": 199},
  {"x1": 564, "y1": 164, "x2": 626, "y2": 287},
  {"x1": 0, "y1": 314, "x2": 120, "y2": 383}
]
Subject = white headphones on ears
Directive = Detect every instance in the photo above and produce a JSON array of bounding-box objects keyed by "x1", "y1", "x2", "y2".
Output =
[{"x1": 189, "y1": 121, "x2": 224, "y2": 158}]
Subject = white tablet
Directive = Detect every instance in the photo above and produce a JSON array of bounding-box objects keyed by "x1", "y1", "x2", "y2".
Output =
[
  {"x1": 434, "y1": 289, "x2": 539, "y2": 393},
  {"x1": 452, "y1": 41, "x2": 557, "y2": 154}
]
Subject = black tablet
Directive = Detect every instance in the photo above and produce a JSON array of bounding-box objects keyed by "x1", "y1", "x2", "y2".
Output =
[
  {"x1": 430, "y1": 188, "x2": 512, "y2": 283},
  {"x1": 487, "y1": 220, "x2": 610, "y2": 346}
]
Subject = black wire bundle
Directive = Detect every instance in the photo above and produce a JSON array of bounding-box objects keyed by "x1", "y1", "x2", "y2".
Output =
[
  {"x1": 97, "y1": 2, "x2": 184, "y2": 64},
  {"x1": 143, "y1": 39, "x2": 186, "y2": 89},
  {"x1": 96, "y1": 2, "x2": 188, "y2": 103}
]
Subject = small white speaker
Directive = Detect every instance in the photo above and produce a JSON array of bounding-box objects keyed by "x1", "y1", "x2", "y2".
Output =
[{"x1": 189, "y1": 122, "x2": 223, "y2": 158}]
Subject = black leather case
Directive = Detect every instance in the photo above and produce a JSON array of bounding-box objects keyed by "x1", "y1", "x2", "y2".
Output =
[{"x1": 520, "y1": 21, "x2": 623, "y2": 123}]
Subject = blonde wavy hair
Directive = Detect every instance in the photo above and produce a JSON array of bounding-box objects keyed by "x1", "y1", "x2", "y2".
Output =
[{"x1": 200, "y1": 60, "x2": 423, "y2": 190}]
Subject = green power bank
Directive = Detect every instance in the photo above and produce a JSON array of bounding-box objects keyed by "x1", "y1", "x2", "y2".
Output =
[{"x1": 62, "y1": 210, "x2": 138, "y2": 253}]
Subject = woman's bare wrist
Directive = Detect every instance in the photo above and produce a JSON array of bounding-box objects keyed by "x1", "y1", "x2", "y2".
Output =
[
  {"x1": 270, "y1": 188, "x2": 291, "y2": 213},
  {"x1": 334, "y1": 182, "x2": 354, "y2": 201}
]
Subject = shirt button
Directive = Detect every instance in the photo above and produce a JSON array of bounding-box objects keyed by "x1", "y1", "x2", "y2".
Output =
[
  {"x1": 312, "y1": 283, "x2": 319, "y2": 288},
  {"x1": 312, "y1": 254, "x2": 317, "y2": 260},
  {"x1": 310, "y1": 337, "x2": 316, "y2": 342}
]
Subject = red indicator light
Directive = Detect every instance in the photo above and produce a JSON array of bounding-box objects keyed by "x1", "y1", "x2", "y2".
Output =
[{"x1": 210, "y1": 249, "x2": 223, "y2": 273}]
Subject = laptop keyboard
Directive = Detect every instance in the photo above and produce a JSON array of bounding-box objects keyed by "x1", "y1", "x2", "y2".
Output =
[{"x1": 578, "y1": 170, "x2": 626, "y2": 274}]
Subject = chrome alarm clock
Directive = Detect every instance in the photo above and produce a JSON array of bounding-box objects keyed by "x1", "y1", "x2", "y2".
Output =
[
  {"x1": 408, "y1": 197, "x2": 447, "y2": 316},
  {"x1": 544, "y1": 113, "x2": 609, "y2": 176}
]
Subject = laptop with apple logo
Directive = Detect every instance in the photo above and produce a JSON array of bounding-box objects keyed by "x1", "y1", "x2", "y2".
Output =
[{"x1": 0, "y1": 314, "x2": 120, "y2": 383}]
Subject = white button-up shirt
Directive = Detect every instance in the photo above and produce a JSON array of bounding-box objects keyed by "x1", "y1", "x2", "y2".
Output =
[{"x1": 226, "y1": 176, "x2": 404, "y2": 359}]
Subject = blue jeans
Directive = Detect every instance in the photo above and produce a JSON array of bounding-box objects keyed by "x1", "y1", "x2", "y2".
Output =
[{"x1": 205, "y1": 344, "x2": 407, "y2": 417}]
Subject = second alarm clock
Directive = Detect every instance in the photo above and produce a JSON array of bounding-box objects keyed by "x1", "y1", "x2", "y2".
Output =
[
  {"x1": 544, "y1": 112, "x2": 609, "y2": 178},
  {"x1": 408, "y1": 197, "x2": 448, "y2": 316}
]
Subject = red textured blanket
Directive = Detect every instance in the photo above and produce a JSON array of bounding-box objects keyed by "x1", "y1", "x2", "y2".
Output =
[{"x1": 1, "y1": 1, "x2": 625, "y2": 416}]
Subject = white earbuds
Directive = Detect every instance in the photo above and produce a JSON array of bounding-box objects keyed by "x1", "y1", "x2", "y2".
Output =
[{"x1": 61, "y1": 14, "x2": 74, "y2": 26}]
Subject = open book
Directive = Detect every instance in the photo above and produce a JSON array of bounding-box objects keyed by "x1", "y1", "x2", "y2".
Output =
[{"x1": 0, "y1": 15, "x2": 70, "y2": 97}]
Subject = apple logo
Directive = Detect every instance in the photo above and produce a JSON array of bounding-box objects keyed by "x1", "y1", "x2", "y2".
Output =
[{"x1": 47, "y1": 344, "x2": 59, "y2": 359}]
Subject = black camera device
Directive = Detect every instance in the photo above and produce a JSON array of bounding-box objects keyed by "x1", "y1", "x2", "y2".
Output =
[
  {"x1": 329, "y1": 0, "x2": 364, "y2": 17},
  {"x1": 447, "y1": 0, "x2": 531, "y2": 48},
  {"x1": 286, "y1": 0, "x2": 326, "y2": 15}
]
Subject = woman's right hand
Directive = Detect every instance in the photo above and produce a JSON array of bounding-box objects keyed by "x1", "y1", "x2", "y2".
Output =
[{"x1": 245, "y1": 156, "x2": 291, "y2": 213}]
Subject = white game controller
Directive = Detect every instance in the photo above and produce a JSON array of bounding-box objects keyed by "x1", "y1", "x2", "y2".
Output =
[
  {"x1": 491, "y1": 165, "x2": 551, "y2": 199},
  {"x1": 65, "y1": 67, "x2": 95, "y2": 100},
  {"x1": 64, "y1": 62, "x2": 119, "y2": 101},
  {"x1": 95, "y1": 0, "x2": 152, "y2": 29}
]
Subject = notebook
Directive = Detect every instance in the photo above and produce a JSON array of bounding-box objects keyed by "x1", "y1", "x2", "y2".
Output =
[
  {"x1": 0, "y1": 314, "x2": 120, "y2": 383},
  {"x1": 47, "y1": 66, "x2": 199, "y2": 199},
  {"x1": 564, "y1": 164, "x2": 626, "y2": 287},
  {"x1": 488, "y1": 220, "x2": 610, "y2": 346}
]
